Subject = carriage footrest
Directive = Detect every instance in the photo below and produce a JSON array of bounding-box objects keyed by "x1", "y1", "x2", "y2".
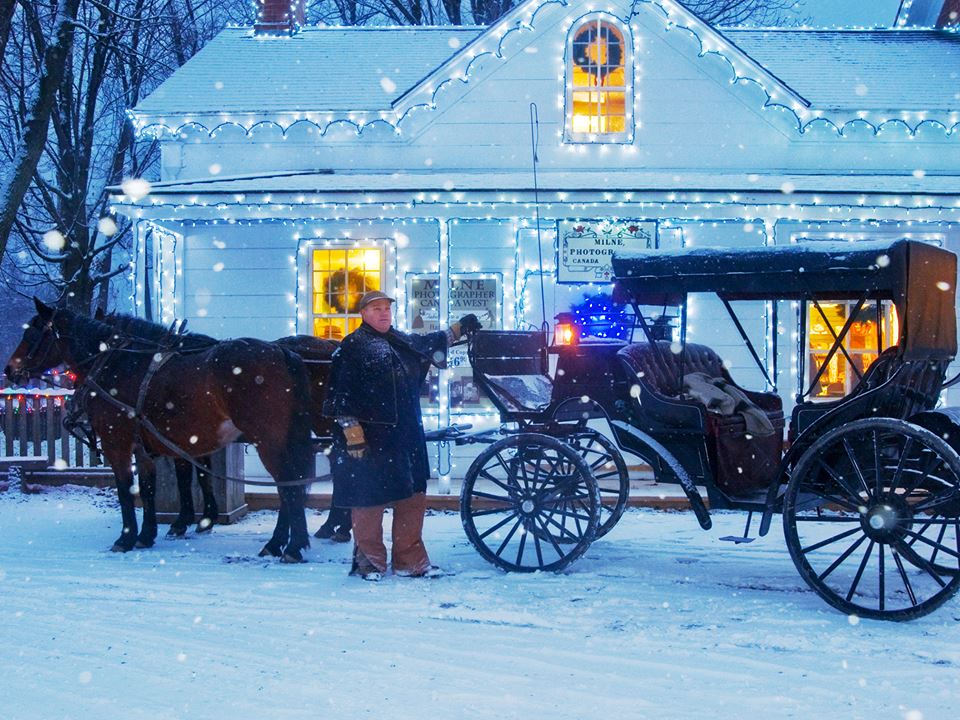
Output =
[{"x1": 718, "y1": 511, "x2": 756, "y2": 544}]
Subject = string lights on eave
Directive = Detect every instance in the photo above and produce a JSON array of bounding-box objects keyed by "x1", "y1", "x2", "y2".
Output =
[{"x1": 111, "y1": 192, "x2": 960, "y2": 227}]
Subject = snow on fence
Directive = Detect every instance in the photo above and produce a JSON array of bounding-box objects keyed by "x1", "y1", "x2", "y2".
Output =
[{"x1": 0, "y1": 389, "x2": 104, "y2": 468}]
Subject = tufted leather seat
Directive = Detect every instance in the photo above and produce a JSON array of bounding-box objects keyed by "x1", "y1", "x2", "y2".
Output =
[{"x1": 618, "y1": 342, "x2": 784, "y2": 495}]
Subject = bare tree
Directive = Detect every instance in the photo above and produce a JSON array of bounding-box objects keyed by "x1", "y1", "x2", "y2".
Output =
[
  {"x1": 0, "y1": 0, "x2": 251, "y2": 313},
  {"x1": 308, "y1": 0, "x2": 380, "y2": 25},
  {"x1": 470, "y1": 0, "x2": 512, "y2": 25},
  {"x1": 677, "y1": 0, "x2": 797, "y2": 26},
  {"x1": 0, "y1": 0, "x2": 16, "y2": 60},
  {"x1": 463, "y1": 0, "x2": 796, "y2": 27},
  {"x1": 0, "y1": 0, "x2": 82, "y2": 264}
]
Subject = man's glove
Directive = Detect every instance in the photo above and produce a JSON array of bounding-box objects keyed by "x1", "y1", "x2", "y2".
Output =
[
  {"x1": 342, "y1": 423, "x2": 367, "y2": 459},
  {"x1": 451, "y1": 313, "x2": 483, "y2": 341}
]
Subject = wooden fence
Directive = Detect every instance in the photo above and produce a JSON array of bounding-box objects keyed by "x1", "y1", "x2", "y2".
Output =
[{"x1": 1, "y1": 389, "x2": 105, "y2": 469}]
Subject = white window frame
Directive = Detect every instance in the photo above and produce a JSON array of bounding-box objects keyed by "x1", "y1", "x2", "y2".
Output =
[{"x1": 564, "y1": 14, "x2": 634, "y2": 144}]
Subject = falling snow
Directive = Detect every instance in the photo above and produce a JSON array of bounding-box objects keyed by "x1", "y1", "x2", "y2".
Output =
[{"x1": 0, "y1": 486, "x2": 957, "y2": 720}]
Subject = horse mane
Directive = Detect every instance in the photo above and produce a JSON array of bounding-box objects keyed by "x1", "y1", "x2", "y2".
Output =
[
  {"x1": 276, "y1": 334, "x2": 339, "y2": 361},
  {"x1": 101, "y1": 312, "x2": 219, "y2": 351}
]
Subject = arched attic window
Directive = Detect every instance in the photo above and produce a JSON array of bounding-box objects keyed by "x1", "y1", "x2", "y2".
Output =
[{"x1": 565, "y1": 15, "x2": 633, "y2": 142}]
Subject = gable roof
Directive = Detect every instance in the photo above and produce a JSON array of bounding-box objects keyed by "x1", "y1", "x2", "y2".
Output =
[
  {"x1": 130, "y1": 2, "x2": 960, "y2": 135},
  {"x1": 133, "y1": 26, "x2": 483, "y2": 116},
  {"x1": 725, "y1": 28, "x2": 960, "y2": 111}
]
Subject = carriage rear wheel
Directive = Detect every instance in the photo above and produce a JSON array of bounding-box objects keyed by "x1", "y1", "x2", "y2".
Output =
[
  {"x1": 460, "y1": 433, "x2": 600, "y2": 572},
  {"x1": 783, "y1": 418, "x2": 960, "y2": 621},
  {"x1": 566, "y1": 430, "x2": 630, "y2": 538}
]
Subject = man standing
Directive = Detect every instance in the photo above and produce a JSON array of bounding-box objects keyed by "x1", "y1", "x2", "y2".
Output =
[{"x1": 323, "y1": 290, "x2": 481, "y2": 580}]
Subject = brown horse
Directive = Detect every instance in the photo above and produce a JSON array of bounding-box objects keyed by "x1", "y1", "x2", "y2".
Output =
[
  {"x1": 5, "y1": 299, "x2": 315, "y2": 561},
  {"x1": 94, "y1": 314, "x2": 340, "y2": 537}
]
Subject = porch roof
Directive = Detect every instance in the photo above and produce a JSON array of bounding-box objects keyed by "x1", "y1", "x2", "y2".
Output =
[{"x1": 109, "y1": 168, "x2": 960, "y2": 203}]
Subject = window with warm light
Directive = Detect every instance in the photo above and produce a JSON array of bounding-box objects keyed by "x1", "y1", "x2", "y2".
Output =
[
  {"x1": 311, "y1": 247, "x2": 383, "y2": 340},
  {"x1": 807, "y1": 300, "x2": 898, "y2": 398},
  {"x1": 566, "y1": 16, "x2": 631, "y2": 142}
]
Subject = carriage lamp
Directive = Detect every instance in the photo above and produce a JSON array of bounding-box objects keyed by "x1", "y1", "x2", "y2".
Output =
[{"x1": 553, "y1": 312, "x2": 580, "y2": 347}]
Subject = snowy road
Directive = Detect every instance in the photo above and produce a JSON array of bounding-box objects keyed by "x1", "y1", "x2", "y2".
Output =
[{"x1": 1, "y1": 486, "x2": 957, "y2": 720}]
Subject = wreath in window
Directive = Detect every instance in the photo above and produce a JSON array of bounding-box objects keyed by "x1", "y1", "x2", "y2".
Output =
[
  {"x1": 572, "y1": 24, "x2": 623, "y2": 82},
  {"x1": 323, "y1": 268, "x2": 370, "y2": 313}
]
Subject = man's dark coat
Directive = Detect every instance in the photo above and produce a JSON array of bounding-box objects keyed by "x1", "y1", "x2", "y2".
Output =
[{"x1": 323, "y1": 322, "x2": 448, "y2": 507}]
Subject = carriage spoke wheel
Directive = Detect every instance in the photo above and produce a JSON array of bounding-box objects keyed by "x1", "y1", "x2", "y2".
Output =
[
  {"x1": 784, "y1": 418, "x2": 960, "y2": 621},
  {"x1": 460, "y1": 433, "x2": 600, "y2": 572},
  {"x1": 566, "y1": 431, "x2": 629, "y2": 538}
]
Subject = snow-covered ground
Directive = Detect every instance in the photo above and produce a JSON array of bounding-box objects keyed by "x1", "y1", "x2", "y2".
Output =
[{"x1": 2, "y1": 485, "x2": 958, "y2": 720}]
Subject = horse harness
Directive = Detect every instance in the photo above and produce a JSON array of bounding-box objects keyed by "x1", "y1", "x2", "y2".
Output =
[{"x1": 70, "y1": 340, "x2": 326, "y2": 488}]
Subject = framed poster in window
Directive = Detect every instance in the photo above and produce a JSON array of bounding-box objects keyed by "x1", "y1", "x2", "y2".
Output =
[
  {"x1": 558, "y1": 220, "x2": 656, "y2": 283},
  {"x1": 407, "y1": 275, "x2": 442, "y2": 334},
  {"x1": 448, "y1": 274, "x2": 502, "y2": 411},
  {"x1": 406, "y1": 273, "x2": 502, "y2": 411}
]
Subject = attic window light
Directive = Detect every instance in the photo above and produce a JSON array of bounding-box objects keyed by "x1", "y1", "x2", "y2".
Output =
[{"x1": 565, "y1": 16, "x2": 632, "y2": 143}]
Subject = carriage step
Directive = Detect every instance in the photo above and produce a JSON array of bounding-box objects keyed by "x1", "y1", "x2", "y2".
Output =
[{"x1": 719, "y1": 511, "x2": 756, "y2": 544}]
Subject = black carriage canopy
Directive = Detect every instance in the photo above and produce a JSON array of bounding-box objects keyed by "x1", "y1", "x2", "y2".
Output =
[{"x1": 611, "y1": 239, "x2": 957, "y2": 360}]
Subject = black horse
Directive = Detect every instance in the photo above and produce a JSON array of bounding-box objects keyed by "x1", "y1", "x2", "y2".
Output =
[{"x1": 6, "y1": 299, "x2": 315, "y2": 561}]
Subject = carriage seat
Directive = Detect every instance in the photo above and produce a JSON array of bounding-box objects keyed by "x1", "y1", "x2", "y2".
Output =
[
  {"x1": 617, "y1": 342, "x2": 784, "y2": 495},
  {"x1": 471, "y1": 330, "x2": 553, "y2": 413}
]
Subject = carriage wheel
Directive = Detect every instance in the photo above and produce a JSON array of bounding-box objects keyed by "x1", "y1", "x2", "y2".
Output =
[
  {"x1": 460, "y1": 433, "x2": 600, "y2": 572},
  {"x1": 783, "y1": 418, "x2": 960, "y2": 621},
  {"x1": 566, "y1": 430, "x2": 630, "y2": 538}
]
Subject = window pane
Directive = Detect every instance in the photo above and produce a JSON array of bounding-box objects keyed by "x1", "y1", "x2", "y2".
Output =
[
  {"x1": 311, "y1": 247, "x2": 384, "y2": 339},
  {"x1": 569, "y1": 20, "x2": 628, "y2": 137},
  {"x1": 806, "y1": 300, "x2": 893, "y2": 399}
]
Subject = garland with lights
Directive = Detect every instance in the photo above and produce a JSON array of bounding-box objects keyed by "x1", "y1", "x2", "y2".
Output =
[
  {"x1": 572, "y1": 23, "x2": 623, "y2": 81},
  {"x1": 323, "y1": 268, "x2": 369, "y2": 313},
  {"x1": 569, "y1": 292, "x2": 632, "y2": 340}
]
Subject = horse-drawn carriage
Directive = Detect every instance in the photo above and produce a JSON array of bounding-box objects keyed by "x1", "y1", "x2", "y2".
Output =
[{"x1": 455, "y1": 239, "x2": 960, "y2": 620}]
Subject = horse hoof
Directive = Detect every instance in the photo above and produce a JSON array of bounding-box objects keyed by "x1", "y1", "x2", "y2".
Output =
[
  {"x1": 166, "y1": 526, "x2": 187, "y2": 538},
  {"x1": 110, "y1": 543, "x2": 131, "y2": 553},
  {"x1": 196, "y1": 518, "x2": 216, "y2": 534},
  {"x1": 135, "y1": 538, "x2": 155, "y2": 549},
  {"x1": 258, "y1": 544, "x2": 283, "y2": 558},
  {"x1": 281, "y1": 550, "x2": 306, "y2": 564}
]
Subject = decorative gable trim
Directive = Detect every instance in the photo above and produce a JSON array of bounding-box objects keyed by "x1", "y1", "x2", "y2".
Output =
[{"x1": 389, "y1": 0, "x2": 811, "y2": 136}]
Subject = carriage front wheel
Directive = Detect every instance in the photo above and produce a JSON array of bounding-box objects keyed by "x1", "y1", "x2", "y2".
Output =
[
  {"x1": 460, "y1": 433, "x2": 600, "y2": 572},
  {"x1": 783, "y1": 418, "x2": 960, "y2": 621}
]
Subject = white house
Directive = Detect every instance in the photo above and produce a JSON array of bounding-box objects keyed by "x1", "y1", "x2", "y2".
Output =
[{"x1": 111, "y1": 0, "x2": 960, "y2": 482}]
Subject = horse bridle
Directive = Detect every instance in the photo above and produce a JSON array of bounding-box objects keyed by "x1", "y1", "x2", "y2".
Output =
[{"x1": 18, "y1": 308, "x2": 65, "y2": 377}]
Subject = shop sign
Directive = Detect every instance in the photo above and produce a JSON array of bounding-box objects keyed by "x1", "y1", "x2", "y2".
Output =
[{"x1": 558, "y1": 220, "x2": 656, "y2": 283}]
